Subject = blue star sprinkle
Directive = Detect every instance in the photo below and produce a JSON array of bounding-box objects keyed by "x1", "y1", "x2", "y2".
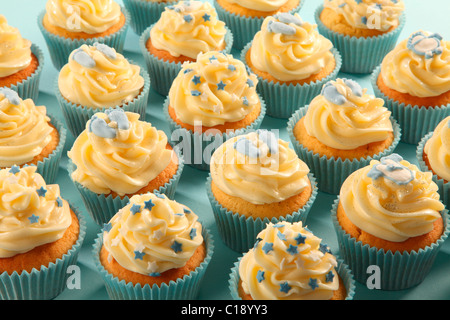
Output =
[
  {"x1": 209, "y1": 55, "x2": 218, "y2": 63},
  {"x1": 217, "y1": 81, "x2": 226, "y2": 91},
  {"x1": 246, "y1": 78, "x2": 254, "y2": 87},
  {"x1": 183, "y1": 14, "x2": 193, "y2": 23},
  {"x1": 36, "y1": 186, "x2": 47, "y2": 197},
  {"x1": 9, "y1": 165, "x2": 20, "y2": 175},
  {"x1": 183, "y1": 208, "x2": 191, "y2": 214},
  {"x1": 256, "y1": 270, "x2": 265, "y2": 283},
  {"x1": 325, "y1": 271, "x2": 335, "y2": 283},
  {"x1": 319, "y1": 243, "x2": 330, "y2": 254},
  {"x1": 134, "y1": 250, "x2": 146, "y2": 260},
  {"x1": 228, "y1": 64, "x2": 236, "y2": 71},
  {"x1": 242, "y1": 96, "x2": 249, "y2": 106},
  {"x1": 262, "y1": 242, "x2": 273, "y2": 254},
  {"x1": 253, "y1": 238, "x2": 262, "y2": 249},
  {"x1": 155, "y1": 194, "x2": 166, "y2": 199},
  {"x1": 309, "y1": 278, "x2": 319, "y2": 290},
  {"x1": 192, "y1": 75, "x2": 201, "y2": 85},
  {"x1": 144, "y1": 199, "x2": 155, "y2": 211},
  {"x1": 202, "y1": 13, "x2": 210, "y2": 22},
  {"x1": 277, "y1": 231, "x2": 286, "y2": 241},
  {"x1": 279, "y1": 282, "x2": 291, "y2": 293},
  {"x1": 273, "y1": 223, "x2": 284, "y2": 228},
  {"x1": 184, "y1": 68, "x2": 193, "y2": 74},
  {"x1": 189, "y1": 228, "x2": 197, "y2": 240},
  {"x1": 171, "y1": 241, "x2": 183, "y2": 253},
  {"x1": 191, "y1": 90, "x2": 202, "y2": 96},
  {"x1": 103, "y1": 222, "x2": 112, "y2": 232},
  {"x1": 56, "y1": 197, "x2": 63, "y2": 207},
  {"x1": 286, "y1": 244, "x2": 298, "y2": 255},
  {"x1": 130, "y1": 204, "x2": 142, "y2": 215},
  {"x1": 294, "y1": 233, "x2": 306, "y2": 245},
  {"x1": 361, "y1": 16, "x2": 368, "y2": 25},
  {"x1": 28, "y1": 214, "x2": 39, "y2": 224}
]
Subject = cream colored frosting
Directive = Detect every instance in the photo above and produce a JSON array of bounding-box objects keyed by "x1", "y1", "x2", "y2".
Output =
[
  {"x1": 340, "y1": 154, "x2": 444, "y2": 242},
  {"x1": 58, "y1": 43, "x2": 144, "y2": 108},
  {"x1": 150, "y1": 1, "x2": 226, "y2": 60},
  {"x1": 0, "y1": 166, "x2": 72, "y2": 258},
  {"x1": 0, "y1": 89, "x2": 53, "y2": 168},
  {"x1": 0, "y1": 15, "x2": 32, "y2": 78},
  {"x1": 324, "y1": 0, "x2": 404, "y2": 32},
  {"x1": 304, "y1": 78, "x2": 393, "y2": 150},
  {"x1": 224, "y1": 0, "x2": 289, "y2": 12},
  {"x1": 250, "y1": 13, "x2": 334, "y2": 82},
  {"x1": 102, "y1": 193, "x2": 203, "y2": 275},
  {"x1": 68, "y1": 111, "x2": 174, "y2": 196},
  {"x1": 424, "y1": 117, "x2": 450, "y2": 181},
  {"x1": 239, "y1": 221, "x2": 339, "y2": 300},
  {"x1": 210, "y1": 131, "x2": 310, "y2": 204},
  {"x1": 45, "y1": 0, "x2": 122, "y2": 34},
  {"x1": 169, "y1": 51, "x2": 260, "y2": 127},
  {"x1": 380, "y1": 31, "x2": 450, "y2": 98}
]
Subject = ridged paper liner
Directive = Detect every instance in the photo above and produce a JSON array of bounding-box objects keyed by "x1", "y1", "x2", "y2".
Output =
[
  {"x1": 66, "y1": 148, "x2": 184, "y2": 226},
  {"x1": 0, "y1": 204, "x2": 87, "y2": 300},
  {"x1": 91, "y1": 224, "x2": 214, "y2": 300},
  {"x1": 139, "y1": 24, "x2": 234, "y2": 97},
  {"x1": 331, "y1": 197, "x2": 450, "y2": 290},
  {"x1": 240, "y1": 44, "x2": 342, "y2": 119},
  {"x1": 287, "y1": 106, "x2": 402, "y2": 194},
  {"x1": 206, "y1": 173, "x2": 318, "y2": 253},
  {"x1": 315, "y1": 4, "x2": 405, "y2": 74},
  {"x1": 371, "y1": 66, "x2": 450, "y2": 145},
  {"x1": 416, "y1": 132, "x2": 449, "y2": 208}
]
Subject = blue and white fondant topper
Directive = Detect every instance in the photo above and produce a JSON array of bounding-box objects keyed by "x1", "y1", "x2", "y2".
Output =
[
  {"x1": 321, "y1": 78, "x2": 363, "y2": 105},
  {"x1": 72, "y1": 48, "x2": 96, "y2": 68},
  {"x1": 267, "y1": 20, "x2": 296, "y2": 35},
  {"x1": 234, "y1": 130, "x2": 279, "y2": 158},
  {"x1": 274, "y1": 13, "x2": 303, "y2": 26},
  {"x1": 0, "y1": 87, "x2": 21, "y2": 105},
  {"x1": 105, "y1": 108, "x2": 130, "y2": 130},
  {"x1": 407, "y1": 31, "x2": 443, "y2": 59},
  {"x1": 367, "y1": 154, "x2": 414, "y2": 185},
  {"x1": 89, "y1": 109, "x2": 130, "y2": 139},
  {"x1": 93, "y1": 42, "x2": 117, "y2": 60}
]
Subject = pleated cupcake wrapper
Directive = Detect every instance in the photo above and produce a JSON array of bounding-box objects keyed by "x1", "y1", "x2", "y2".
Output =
[
  {"x1": 0, "y1": 204, "x2": 87, "y2": 300},
  {"x1": 331, "y1": 197, "x2": 450, "y2": 291},
  {"x1": 37, "y1": 7, "x2": 130, "y2": 70},
  {"x1": 287, "y1": 107, "x2": 402, "y2": 195},
  {"x1": 91, "y1": 224, "x2": 214, "y2": 300},
  {"x1": 214, "y1": 0, "x2": 304, "y2": 50},
  {"x1": 205, "y1": 173, "x2": 318, "y2": 253},
  {"x1": 315, "y1": 5, "x2": 405, "y2": 74},
  {"x1": 416, "y1": 133, "x2": 449, "y2": 208},
  {"x1": 163, "y1": 95, "x2": 266, "y2": 171},
  {"x1": 228, "y1": 257, "x2": 355, "y2": 300},
  {"x1": 66, "y1": 147, "x2": 184, "y2": 226},
  {"x1": 139, "y1": 24, "x2": 234, "y2": 97},
  {"x1": 240, "y1": 44, "x2": 342, "y2": 119},
  {"x1": 371, "y1": 66, "x2": 450, "y2": 145},
  {"x1": 7, "y1": 43, "x2": 44, "y2": 101},
  {"x1": 55, "y1": 62, "x2": 150, "y2": 138}
]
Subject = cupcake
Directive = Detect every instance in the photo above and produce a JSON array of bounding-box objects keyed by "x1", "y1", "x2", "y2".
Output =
[
  {"x1": 417, "y1": 116, "x2": 450, "y2": 208},
  {"x1": 0, "y1": 166, "x2": 86, "y2": 300},
  {"x1": 241, "y1": 12, "x2": 341, "y2": 118},
  {"x1": 38, "y1": 0, "x2": 130, "y2": 70},
  {"x1": 164, "y1": 50, "x2": 265, "y2": 171},
  {"x1": 140, "y1": 1, "x2": 233, "y2": 96},
  {"x1": 332, "y1": 153, "x2": 449, "y2": 290},
  {"x1": 316, "y1": 0, "x2": 405, "y2": 74},
  {"x1": 0, "y1": 15, "x2": 44, "y2": 101},
  {"x1": 372, "y1": 31, "x2": 450, "y2": 144},
  {"x1": 206, "y1": 130, "x2": 318, "y2": 252},
  {"x1": 56, "y1": 42, "x2": 149, "y2": 137},
  {"x1": 92, "y1": 192, "x2": 213, "y2": 300},
  {"x1": 229, "y1": 221, "x2": 355, "y2": 300},
  {"x1": 0, "y1": 88, "x2": 66, "y2": 183},
  {"x1": 67, "y1": 109, "x2": 183, "y2": 226},
  {"x1": 287, "y1": 78, "x2": 401, "y2": 194},
  {"x1": 214, "y1": 0, "x2": 304, "y2": 50}
]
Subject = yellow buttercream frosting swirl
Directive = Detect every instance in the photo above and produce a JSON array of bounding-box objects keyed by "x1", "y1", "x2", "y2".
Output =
[
  {"x1": 0, "y1": 89, "x2": 53, "y2": 168},
  {"x1": 250, "y1": 13, "x2": 334, "y2": 82},
  {"x1": 58, "y1": 43, "x2": 144, "y2": 108},
  {"x1": 68, "y1": 110, "x2": 173, "y2": 196},
  {"x1": 0, "y1": 166, "x2": 72, "y2": 258},
  {"x1": 380, "y1": 31, "x2": 450, "y2": 98},
  {"x1": 424, "y1": 117, "x2": 450, "y2": 182},
  {"x1": 224, "y1": 0, "x2": 289, "y2": 12},
  {"x1": 304, "y1": 78, "x2": 393, "y2": 150},
  {"x1": 210, "y1": 131, "x2": 310, "y2": 204},
  {"x1": 102, "y1": 193, "x2": 203, "y2": 275},
  {"x1": 339, "y1": 154, "x2": 444, "y2": 242},
  {"x1": 239, "y1": 221, "x2": 339, "y2": 300},
  {"x1": 45, "y1": 0, "x2": 122, "y2": 34},
  {"x1": 169, "y1": 51, "x2": 260, "y2": 127},
  {"x1": 150, "y1": 1, "x2": 227, "y2": 60},
  {"x1": 0, "y1": 15, "x2": 32, "y2": 78},
  {"x1": 324, "y1": 0, "x2": 404, "y2": 32}
]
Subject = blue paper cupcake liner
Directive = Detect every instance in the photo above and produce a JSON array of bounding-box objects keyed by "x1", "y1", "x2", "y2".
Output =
[
  {"x1": 417, "y1": 133, "x2": 449, "y2": 208},
  {"x1": 240, "y1": 44, "x2": 342, "y2": 119},
  {"x1": 139, "y1": 23, "x2": 234, "y2": 97},
  {"x1": 0, "y1": 204, "x2": 87, "y2": 300},
  {"x1": 206, "y1": 173, "x2": 318, "y2": 253},
  {"x1": 228, "y1": 256, "x2": 355, "y2": 300},
  {"x1": 6, "y1": 43, "x2": 44, "y2": 102},
  {"x1": 37, "y1": 7, "x2": 130, "y2": 70},
  {"x1": 287, "y1": 106, "x2": 402, "y2": 194},
  {"x1": 55, "y1": 62, "x2": 150, "y2": 138},
  {"x1": 214, "y1": 0, "x2": 304, "y2": 50},
  {"x1": 331, "y1": 197, "x2": 450, "y2": 290},
  {"x1": 91, "y1": 223, "x2": 214, "y2": 300},
  {"x1": 315, "y1": 4, "x2": 405, "y2": 74},
  {"x1": 163, "y1": 95, "x2": 266, "y2": 171},
  {"x1": 371, "y1": 66, "x2": 450, "y2": 145},
  {"x1": 66, "y1": 147, "x2": 184, "y2": 226}
]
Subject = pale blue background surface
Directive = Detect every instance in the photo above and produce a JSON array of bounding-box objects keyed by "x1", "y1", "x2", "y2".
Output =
[{"x1": 2, "y1": 0, "x2": 449, "y2": 300}]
